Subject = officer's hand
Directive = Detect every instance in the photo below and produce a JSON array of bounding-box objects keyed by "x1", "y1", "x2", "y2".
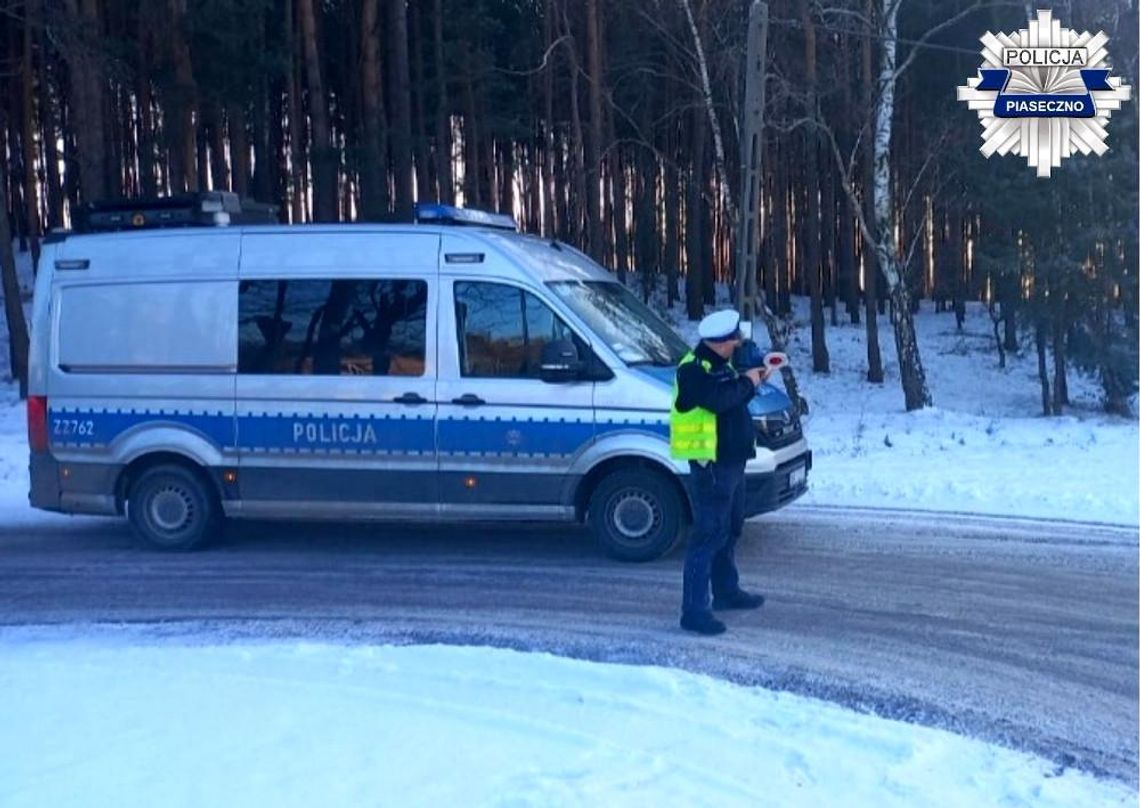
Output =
[{"x1": 744, "y1": 367, "x2": 765, "y2": 386}]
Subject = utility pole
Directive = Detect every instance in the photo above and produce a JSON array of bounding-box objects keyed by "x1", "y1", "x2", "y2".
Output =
[
  {"x1": 734, "y1": 0, "x2": 767, "y2": 321},
  {"x1": 733, "y1": 1, "x2": 804, "y2": 411}
]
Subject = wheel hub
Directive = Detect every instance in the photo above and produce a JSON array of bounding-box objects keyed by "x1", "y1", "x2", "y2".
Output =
[
  {"x1": 611, "y1": 491, "x2": 660, "y2": 541},
  {"x1": 149, "y1": 486, "x2": 194, "y2": 533}
]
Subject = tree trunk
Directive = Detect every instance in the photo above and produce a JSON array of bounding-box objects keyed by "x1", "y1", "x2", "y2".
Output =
[
  {"x1": 1052, "y1": 310, "x2": 1068, "y2": 412},
  {"x1": 286, "y1": 1, "x2": 306, "y2": 221},
  {"x1": 679, "y1": 0, "x2": 732, "y2": 219},
  {"x1": 433, "y1": 0, "x2": 452, "y2": 203},
  {"x1": 950, "y1": 209, "x2": 966, "y2": 330},
  {"x1": 387, "y1": 0, "x2": 415, "y2": 220},
  {"x1": 823, "y1": 153, "x2": 837, "y2": 327},
  {"x1": 195, "y1": 116, "x2": 210, "y2": 191},
  {"x1": 268, "y1": 78, "x2": 288, "y2": 211},
  {"x1": 0, "y1": 123, "x2": 30, "y2": 396},
  {"x1": 297, "y1": 0, "x2": 338, "y2": 222},
  {"x1": 110, "y1": 84, "x2": 128, "y2": 196},
  {"x1": 735, "y1": 0, "x2": 767, "y2": 323},
  {"x1": 499, "y1": 140, "x2": 515, "y2": 215},
  {"x1": 765, "y1": 140, "x2": 781, "y2": 314},
  {"x1": 686, "y1": 113, "x2": 707, "y2": 321},
  {"x1": 409, "y1": 2, "x2": 431, "y2": 202},
  {"x1": 1002, "y1": 282, "x2": 1018, "y2": 352},
  {"x1": 251, "y1": 10, "x2": 275, "y2": 205},
  {"x1": 860, "y1": 0, "x2": 883, "y2": 382},
  {"x1": 63, "y1": 0, "x2": 110, "y2": 203},
  {"x1": 208, "y1": 103, "x2": 228, "y2": 191},
  {"x1": 584, "y1": 0, "x2": 605, "y2": 260},
  {"x1": 872, "y1": 0, "x2": 928, "y2": 408},
  {"x1": 610, "y1": 125, "x2": 629, "y2": 281},
  {"x1": 136, "y1": 20, "x2": 158, "y2": 197},
  {"x1": 802, "y1": 0, "x2": 829, "y2": 373},
  {"x1": 360, "y1": 0, "x2": 390, "y2": 219},
  {"x1": 229, "y1": 103, "x2": 250, "y2": 197},
  {"x1": 988, "y1": 302, "x2": 1006, "y2": 369},
  {"x1": 559, "y1": 8, "x2": 587, "y2": 245},
  {"x1": 635, "y1": 145, "x2": 658, "y2": 300},
  {"x1": 168, "y1": 0, "x2": 198, "y2": 194},
  {"x1": 22, "y1": 2, "x2": 41, "y2": 265},
  {"x1": 462, "y1": 53, "x2": 481, "y2": 206},
  {"x1": 840, "y1": 183, "x2": 859, "y2": 324},
  {"x1": 38, "y1": 38, "x2": 63, "y2": 228},
  {"x1": 838, "y1": 28, "x2": 859, "y2": 325},
  {"x1": 700, "y1": 153, "x2": 715, "y2": 307},
  {"x1": 1036, "y1": 318, "x2": 1052, "y2": 416},
  {"x1": 541, "y1": 0, "x2": 557, "y2": 235},
  {"x1": 478, "y1": 97, "x2": 494, "y2": 210},
  {"x1": 664, "y1": 128, "x2": 680, "y2": 307}
]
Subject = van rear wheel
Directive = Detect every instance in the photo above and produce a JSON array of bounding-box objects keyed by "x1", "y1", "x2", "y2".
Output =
[
  {"x1": 127, "y1": 464, "x2": 221, "y2": 551},
  {"x1": 588, "y1": 469, "x2": 684, "y2": 562}
]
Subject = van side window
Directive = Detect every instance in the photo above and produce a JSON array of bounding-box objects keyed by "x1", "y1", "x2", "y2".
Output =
[
  {"x1": 239, "y1": 279, "x2": 428, "y2": 376},
  {"x1": 454, "y1": 281, "x2": 574, "y2": 379}
]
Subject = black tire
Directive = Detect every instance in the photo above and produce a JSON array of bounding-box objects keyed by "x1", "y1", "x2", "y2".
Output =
[
  {"x1": 587, "y1": 468, "x2": 685, "y2": 562},
  {"x1": 127, "y1": 464, "x2": 222, "y2": 551}
]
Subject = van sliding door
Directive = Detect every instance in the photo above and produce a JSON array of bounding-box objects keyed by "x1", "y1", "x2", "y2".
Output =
[{"x1": 234, "y1": 232, "x2": 439, "y2": 519}]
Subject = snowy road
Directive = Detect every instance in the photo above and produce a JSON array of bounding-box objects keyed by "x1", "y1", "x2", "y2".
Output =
[{"x1": 0, "y1": 506, "x2": 1135, "y2": 784}]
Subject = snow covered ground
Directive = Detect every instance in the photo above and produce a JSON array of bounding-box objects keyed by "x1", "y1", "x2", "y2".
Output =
[
  {"x1": 0, "y1": 626, "x2": 1133, "y2": 808},
  {"x1": 1, "y1": 246, "x2": 1136, "y2": 804}
]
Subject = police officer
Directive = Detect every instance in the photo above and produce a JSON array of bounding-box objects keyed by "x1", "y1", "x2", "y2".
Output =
[{"x1": 670, "y1": 309, "x2": 770, "y2": 635}]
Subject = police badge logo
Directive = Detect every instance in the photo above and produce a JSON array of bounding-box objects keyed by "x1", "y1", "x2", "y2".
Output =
[{"x1": 956, "y1": 9, "x2": 1131, "y2": 177}]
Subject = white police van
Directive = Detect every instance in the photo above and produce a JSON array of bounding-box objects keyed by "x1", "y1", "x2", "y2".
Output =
[{"x1": 27, "y1": 193, "x2": 811, "y2": 560}]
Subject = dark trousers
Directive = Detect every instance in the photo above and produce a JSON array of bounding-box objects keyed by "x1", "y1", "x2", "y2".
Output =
[{"x1": 682, "y1": 460, "x2": 746, "y2": 616}]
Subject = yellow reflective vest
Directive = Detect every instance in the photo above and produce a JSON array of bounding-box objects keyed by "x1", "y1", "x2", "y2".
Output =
[{"x1": 669, "y1": 352, "x2": 718, "y2": 460}]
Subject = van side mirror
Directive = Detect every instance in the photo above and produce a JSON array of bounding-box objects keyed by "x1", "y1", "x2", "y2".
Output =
[{"x1": 539, "y1": 339, "x2": 582, "y2": 383}]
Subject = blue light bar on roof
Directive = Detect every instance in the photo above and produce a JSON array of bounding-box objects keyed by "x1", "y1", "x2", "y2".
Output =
[{"x1": 414, "y1": 202, "x2": 518, "y2": 231}]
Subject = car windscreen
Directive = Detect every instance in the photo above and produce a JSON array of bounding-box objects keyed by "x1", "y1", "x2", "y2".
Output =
[{"x1": 547, "y1": 281, "x2": 689, "y2": 366}]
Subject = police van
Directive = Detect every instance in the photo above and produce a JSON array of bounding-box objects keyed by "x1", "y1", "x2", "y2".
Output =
[{"x1": 27, "y1": 193, "x2": 811, "y2": 560}]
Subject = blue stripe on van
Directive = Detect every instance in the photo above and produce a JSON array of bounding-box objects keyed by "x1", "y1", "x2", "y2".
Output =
[
  {"x1": 46, "y1": 409, "x2": 670, "y2": 456},
  {"x1": 594, "y1": 420, "x2": 670, "y2": 440},
  {"x1": 49, "y1": 408, "x2": 235, "y2": 449},
  {"x1": 438, "y1": 417, "x2": 595, "y2": 456},
  {"x1": 237, "y1": 413, "x2": 435, "y2": 454}
]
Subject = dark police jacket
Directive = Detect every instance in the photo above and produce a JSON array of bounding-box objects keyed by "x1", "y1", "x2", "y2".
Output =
[{"x1": 674, "y1": 341, "x2": 757, "y2": 464}]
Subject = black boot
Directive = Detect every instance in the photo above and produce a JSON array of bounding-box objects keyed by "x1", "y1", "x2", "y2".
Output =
[
  {"x1": 712, "y1": 590, "x2": 765, "y2": 610},
  {"x1": 680, "y1": 611, "x2": 727, "y2": 635}
]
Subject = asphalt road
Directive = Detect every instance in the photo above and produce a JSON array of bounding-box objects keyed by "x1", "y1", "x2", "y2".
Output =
[{"x1": 1, "y1": 505, "x2": 1136, "y2": 784}]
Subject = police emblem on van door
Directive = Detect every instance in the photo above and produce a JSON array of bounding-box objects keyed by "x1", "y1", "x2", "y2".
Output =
[
  {"x1": 505, "y1": 428, "x2": 523, "y2": 448},
  {"x1": 956, "y1": 9, "x2": 1131, "y2": 177}
]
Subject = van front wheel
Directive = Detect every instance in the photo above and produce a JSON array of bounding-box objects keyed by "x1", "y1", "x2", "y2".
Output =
[
  {"x1": 588, "y1": 469, "x2": 684, "y2": 562},
  {"x1": 127, "y1": 464, "x2": 221, "y2": 551}
]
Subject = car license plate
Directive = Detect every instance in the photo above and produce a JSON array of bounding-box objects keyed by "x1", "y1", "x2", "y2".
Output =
[{"x1": 789, "y1": 466, "x2": 806, "y2": 488}]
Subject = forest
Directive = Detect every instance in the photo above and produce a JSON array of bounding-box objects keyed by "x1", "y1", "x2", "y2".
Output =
[{"x1": 0, "y1": 0, "x2": 1136, "y2": 413}]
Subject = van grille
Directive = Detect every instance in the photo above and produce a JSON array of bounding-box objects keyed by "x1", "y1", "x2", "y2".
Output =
[{"x1": 753, "y1": 409, "x2": 802, "y2": 450}]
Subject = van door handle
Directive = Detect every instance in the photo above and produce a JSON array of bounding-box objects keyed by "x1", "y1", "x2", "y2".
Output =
[
  {"x1": 451, "y1": 394, "x2": 485, "y2": 406},
  {"x1": 393, "y1": 392, "x2": 428, "y2": 405}
]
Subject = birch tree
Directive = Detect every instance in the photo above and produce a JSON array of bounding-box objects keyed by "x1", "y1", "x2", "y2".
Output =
[{"x1": 871, "y1": 0, "x2": 930, "y2": 410}]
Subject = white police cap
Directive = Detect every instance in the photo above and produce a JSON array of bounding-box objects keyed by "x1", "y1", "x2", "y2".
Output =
[{"x1": 698, "y1": 309, "x2": 742, "y2": 341}]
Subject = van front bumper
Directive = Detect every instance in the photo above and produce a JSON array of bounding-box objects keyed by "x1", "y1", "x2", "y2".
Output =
[
  {"x1": 742, "y1": 451, "x2": 812, "y2": 517},
  {"x1": 680, "y1": 450, "x2": 812, "y2": 520}
]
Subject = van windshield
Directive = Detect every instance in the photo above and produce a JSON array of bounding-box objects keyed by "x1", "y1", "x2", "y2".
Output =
[{"x1": 548, "y1": 281, "x2": 689, "y2": 366}]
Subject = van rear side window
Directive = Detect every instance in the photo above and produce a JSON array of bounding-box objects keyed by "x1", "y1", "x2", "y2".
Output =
[{"x1": 239, "y1": 279, "x2": 427, "y2": 376}]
